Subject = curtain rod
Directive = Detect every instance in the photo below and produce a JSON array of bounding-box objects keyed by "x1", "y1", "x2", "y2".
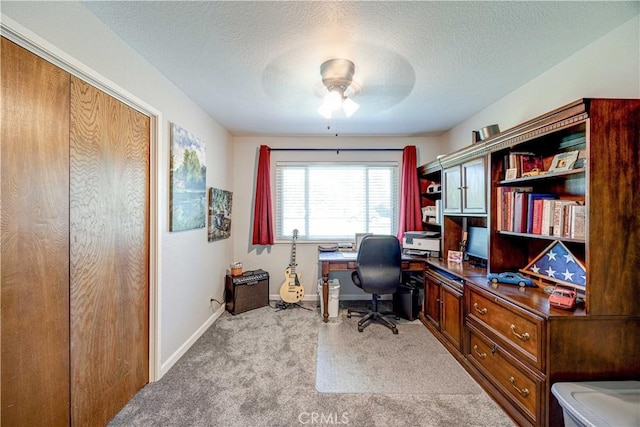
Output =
[{"x1": 268, "y1": 148, "x2": 403, "y2": 152}]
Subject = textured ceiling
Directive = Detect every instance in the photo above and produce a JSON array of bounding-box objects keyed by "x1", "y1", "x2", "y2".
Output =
[{"x1": 82, "y1": 1, "x2": 639, "y2": 136}]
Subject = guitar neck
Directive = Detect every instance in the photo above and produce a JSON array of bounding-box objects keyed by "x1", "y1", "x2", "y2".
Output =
[
  {"x1": 289, "y1": 230, "x2": 298, "y2": 275},
  {"x1": 289, "y1": 243, "x2": 297, "y2": 274}
]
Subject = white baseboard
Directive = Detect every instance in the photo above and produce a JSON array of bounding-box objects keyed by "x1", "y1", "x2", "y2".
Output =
[{"x1": 159, "y1": 304, "x2": 226, "y2": 378}]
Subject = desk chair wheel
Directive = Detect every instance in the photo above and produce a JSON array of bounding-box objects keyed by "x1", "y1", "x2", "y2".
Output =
[
  {"x1": 392, "y1": 327, "x2": 398, "y2": 334},
  {"x1": 357, "y1": 325, "x2": 363, "y2": 332},
  {"x1": 347, "y1": 312, "x2": 352, "y2": 318}
]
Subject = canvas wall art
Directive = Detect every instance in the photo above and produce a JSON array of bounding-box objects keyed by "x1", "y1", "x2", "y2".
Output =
[
  {"x1": 208, "y1": 187, "x2": 233, "y2": 241},
  {"x1": 170, "y1": 123, "x2": 207, "y2": 231}
]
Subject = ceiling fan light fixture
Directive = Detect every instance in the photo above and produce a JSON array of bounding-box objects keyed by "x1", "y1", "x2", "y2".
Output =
[
  {"x1": 317, "y1": 102, "x2": 334, "y2": 119},
  {"x1": 323, "y1": 89, "x2": 344, "y2": 110},
  {"x1": 318, "y1": 58, "x2": 359, "y2": 119},
  {"x1": 342, "y1": 97, "x2": 359, "y2": 118}
]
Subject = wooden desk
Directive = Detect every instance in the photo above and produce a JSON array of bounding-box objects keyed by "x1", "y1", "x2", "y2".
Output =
[{"x1": 318, "y1": 251, "x2": 426, "y2": 322}]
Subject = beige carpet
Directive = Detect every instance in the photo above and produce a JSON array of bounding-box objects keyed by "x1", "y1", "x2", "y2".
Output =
[
  {"x1": 316, "y1": 310, "x2": 483, "y2": 394},
  {"x1": 110, "y1": 302, "x2": 513, "y2": 426}
]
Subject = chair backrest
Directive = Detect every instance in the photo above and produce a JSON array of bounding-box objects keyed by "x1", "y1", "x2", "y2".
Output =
[{"x1": 355, "y1": 235, "x2": 401, "y2": 295}]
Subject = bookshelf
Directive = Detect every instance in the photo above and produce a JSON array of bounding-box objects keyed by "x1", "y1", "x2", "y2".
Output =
[
  {"x1": 488, "y1": 99, "x2": 640, "y2": 315},
  {"x1": 417, "y1": 162, "x2": 442, "y2": 232},
  {"x1": 417, "y1": 99, "x2": 640, "y2": 427}
]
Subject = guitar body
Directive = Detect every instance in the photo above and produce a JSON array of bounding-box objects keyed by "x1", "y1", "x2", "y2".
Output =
[
  {"x1": 279, "y1": 229, "x2": 305, "y2": 303},
  {"x1": 279, "y1": 268, "x2": 304, "y2": 303}
]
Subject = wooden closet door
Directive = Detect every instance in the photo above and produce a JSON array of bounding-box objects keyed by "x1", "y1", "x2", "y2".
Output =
[
  {"x1": 1, "y1": 38, "x2": 71, "y2": 426},
  {"x1": 69, "y1": 77, "x2": 149, "y2": 426}
]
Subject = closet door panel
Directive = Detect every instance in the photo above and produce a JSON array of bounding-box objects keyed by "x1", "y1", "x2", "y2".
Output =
[
  {"x1": 69, "y1": 77, "x2": 149, "y2": 426},
  {"x1": 1, "y1": 38, "x2": 71, "y2": 426}
]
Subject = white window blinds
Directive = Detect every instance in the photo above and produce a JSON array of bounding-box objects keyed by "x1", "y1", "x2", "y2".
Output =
[{"x1": 275, "y1": 162, "x2": 398, "y2": 241}]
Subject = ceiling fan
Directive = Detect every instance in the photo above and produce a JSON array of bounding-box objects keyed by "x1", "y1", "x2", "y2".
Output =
[{"x1": 317, "y1": 58, "x2": 360, "y2": 119}]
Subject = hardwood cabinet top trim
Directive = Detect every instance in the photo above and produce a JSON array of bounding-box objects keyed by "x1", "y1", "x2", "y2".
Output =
[{"x1": 419, "y1": 98, "x2": 593, "y2": 172}]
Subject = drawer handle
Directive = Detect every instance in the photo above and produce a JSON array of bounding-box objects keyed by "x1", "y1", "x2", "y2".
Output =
[
  {"x1": 473, "y1": 303, "x2": 487, "y2": 315},
  {"x1": 473, "y1": 345, "x2": 487, "y2": 359},
  {"x1": 510, "y1": 376, "x2": 530, "y2": 397},
  {"x1": 510, "y1": 324, "x2": 531, "y2": 341}
]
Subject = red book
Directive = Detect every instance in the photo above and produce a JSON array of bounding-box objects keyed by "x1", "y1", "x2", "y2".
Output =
[
  {"x1": 506, "y1": 191, "x2": 514, "y2": 232},
  {"x1": 532, "y1": 199, "x2": 544, "y2": 234},
  {"x1": 496, "y1": 187, "x2": 504, "y2": 231}
]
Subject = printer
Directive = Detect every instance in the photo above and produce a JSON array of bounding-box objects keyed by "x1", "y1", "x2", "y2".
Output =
[{"x1": 402, "y1": 231, "x2": 441, "y2": 257}]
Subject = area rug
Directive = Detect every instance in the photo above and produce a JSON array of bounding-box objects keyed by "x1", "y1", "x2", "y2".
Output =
[{"x1": 316, "y1": 311, "x2": 482, "y2": 394}]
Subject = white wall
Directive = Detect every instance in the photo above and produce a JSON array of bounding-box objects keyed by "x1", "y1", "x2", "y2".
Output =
[
  {"x1": 442, "y1": 15, "x2": 640, "y2": 151},
  {"x1": 1, "y1": 2, "x2": 233, "y2": 376},
  {"x1": 231, "y1": 136, "x2": 445, "y2": 300}
]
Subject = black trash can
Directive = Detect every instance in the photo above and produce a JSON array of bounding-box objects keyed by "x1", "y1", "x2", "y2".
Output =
[{"x1": 393, "y1": 280, "x2": 421, "y2": 321}]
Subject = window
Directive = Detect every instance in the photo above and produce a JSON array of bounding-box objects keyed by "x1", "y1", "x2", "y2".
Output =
[{"x1": 276, "y1": 162, "x2": 398, "y2": 241}]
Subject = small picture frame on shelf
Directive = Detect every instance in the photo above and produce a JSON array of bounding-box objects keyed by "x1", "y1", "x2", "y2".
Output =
[
  {"x1": 548, "y1": 150, "x2": 580, "y2": 173},
  {"x1": 448, "y1": 250, "x2": 463, "y2": 263},
  {"x1": 573, "y1": 149, "x2": 588, "y2": 169},
  {"x1": 505, "y1": 168, "x2": 518, "y2": 180}
]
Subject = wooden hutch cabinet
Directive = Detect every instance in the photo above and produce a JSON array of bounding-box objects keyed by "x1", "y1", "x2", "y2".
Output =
[
  {"x1": 418, "y1": 99, "x2": 640, "y2": 427},
  {"x1": 442, "y1": 157, "x2": 487, "y2": 215}
]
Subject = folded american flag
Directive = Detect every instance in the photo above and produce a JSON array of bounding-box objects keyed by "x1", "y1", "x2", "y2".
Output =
[{"x1": 522, "y1": 240, "x2": 586, "y2": 289}]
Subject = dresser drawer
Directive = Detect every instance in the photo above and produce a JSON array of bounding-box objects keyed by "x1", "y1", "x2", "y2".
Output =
[
  {"x1": 468, "y1": 287, "x2": 544, "y2": 370},
  {"x1": 467, "y1": 325, "x2": 544, "y2": 425}
]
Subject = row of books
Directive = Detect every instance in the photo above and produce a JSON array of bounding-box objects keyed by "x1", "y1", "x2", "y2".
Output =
[{"x1": 496, "y1": 188, "x2": 586, "y2": 239}]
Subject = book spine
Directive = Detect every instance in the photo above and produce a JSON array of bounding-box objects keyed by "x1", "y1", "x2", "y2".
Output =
[
  {"x1": 532, "y1": 199, "x2": 544, "y2": 235},
  {"x1": 563, "y1": 204, "x2": 573, "y2": 237},
  {"x1": 552, "y1": 201, "x2": 564, "y2": 237},
  {"x1": 513, "y1": 192, "x2": 528, "y2": 233},
  {"x1": 506, "y1": 190, "x2": 514, "y2": 232},
  {"x1": 541, "y1": 199, "x2": 555, "y2": 235},
  {"x1": 570, "y1": 205, "x2": 587, "y2": 239},
  {"x1": 496, "y1": 188, "x2": 504, "y2": 231}
]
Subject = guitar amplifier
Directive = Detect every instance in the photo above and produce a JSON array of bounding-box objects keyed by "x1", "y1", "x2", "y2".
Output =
[{"x1": 225, "y1": 270, "x2": 269, "y2": 315}]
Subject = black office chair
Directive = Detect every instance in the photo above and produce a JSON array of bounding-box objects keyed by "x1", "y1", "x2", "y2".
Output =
[{"x1": 347, "y1": 235, "x2": 401, "y2": 334}]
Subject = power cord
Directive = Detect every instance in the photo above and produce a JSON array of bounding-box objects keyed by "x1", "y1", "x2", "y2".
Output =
[{"x1": 210, "y1": 289, "x2": 224, "y2": 309}]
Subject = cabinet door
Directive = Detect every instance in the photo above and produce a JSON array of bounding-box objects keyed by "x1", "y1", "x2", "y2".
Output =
[
  {"x1": 424, "y1": 274, "x2": 441, "y2": 329},
  {"x1": 440, "y1": 284, "x2": 463, "y2": 351},
  {"x1": 442, "y1": 165, "x2": 462, "y2": 213},
  {"x1": 462, "y1": 157, "x2": 486, "y2": 213}
]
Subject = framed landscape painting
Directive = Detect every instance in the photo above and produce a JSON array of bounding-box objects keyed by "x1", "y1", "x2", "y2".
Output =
[
  {"x1": 170, "y1": 123, "x2": 206, "y2": 231},
  {"x1": 208, "y1": 187, "x2": 233, "y2": 242}
]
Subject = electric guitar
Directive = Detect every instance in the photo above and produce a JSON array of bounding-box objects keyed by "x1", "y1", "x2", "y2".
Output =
[{"x1": 279, "y1": 229, "x2": 305, "y2": 303}]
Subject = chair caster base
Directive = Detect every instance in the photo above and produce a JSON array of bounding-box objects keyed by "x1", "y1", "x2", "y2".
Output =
[
  {"x1": 358, "y1": 326, "x2": 364, "y2": 332},
  {"x1": 392, "y1": 327, "x2": 398, "y2": 334},
  {"x1": 347, "y1": 313, "x2": 352, "y2": 318}
]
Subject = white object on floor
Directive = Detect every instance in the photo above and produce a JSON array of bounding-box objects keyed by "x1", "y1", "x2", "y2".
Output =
[
  {"x1": 551, "y1": 381, "x2": 640, "y2": 427},
  {"x1": 317, "y1": 279, "x2": 340, "y2": 318}
]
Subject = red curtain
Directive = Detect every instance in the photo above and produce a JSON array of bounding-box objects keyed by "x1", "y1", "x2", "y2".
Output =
[
  {"x1": 252, "y1": 145, "x2": 274, "y2": 245},
  {"x1": 397, "y1": 145, "x2": 422, "y2": 242}
]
